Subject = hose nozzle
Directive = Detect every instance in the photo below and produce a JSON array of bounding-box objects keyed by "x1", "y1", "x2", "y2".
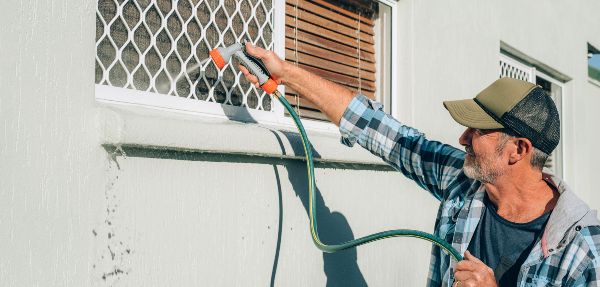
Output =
[
  {"x1": 209, "y1": 43, "x2": 243, "y2": 69},
  {"x1": 209, "y1": 42, "x2": 278, "y2": 94}
]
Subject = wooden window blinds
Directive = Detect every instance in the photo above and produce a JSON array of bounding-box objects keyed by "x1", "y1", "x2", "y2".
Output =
[{"x1": 285, "y1": 0, "x2": 378, "y2": 120}]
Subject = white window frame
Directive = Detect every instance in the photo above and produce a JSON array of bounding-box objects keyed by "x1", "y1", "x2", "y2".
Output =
[
  {"x1": 588, "y1": 42, "x2": 600, "y2": 87},
  {"x1": 95, "y1": 0, "x2": 398, "y2": 133},
  {"x1": 535, "y1": 70, "x2": 565, "y2": 179},
  {"x1": 375, "y1": 0, "x2": 399, "y2": 118}
]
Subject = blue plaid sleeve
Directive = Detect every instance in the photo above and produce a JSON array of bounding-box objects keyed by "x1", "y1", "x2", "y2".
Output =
[
  {"x1": 578, "y1": 227, "x2": 600, "y2": 286},
  {"x1": 339, "y1": 95, "x2": 467, "y2": 201},
  {"x1": 562, "y1": 226, "x2": 600, "y2": 286},
  {"x1": 581, "y1": 258, "x2": 600, "y2": 286}
]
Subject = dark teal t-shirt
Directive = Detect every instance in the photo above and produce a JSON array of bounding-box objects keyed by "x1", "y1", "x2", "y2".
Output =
[{"x1": 467, "y1": 193, "x2": 551, "y2": 286}]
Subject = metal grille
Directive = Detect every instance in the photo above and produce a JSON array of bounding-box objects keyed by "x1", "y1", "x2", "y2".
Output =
[
  {"x1": 95, "y1": 0, "x2": 274, "y2": 111},
  {"x1": 499, "y1": 54, "x2": 535, "y2": 83}
]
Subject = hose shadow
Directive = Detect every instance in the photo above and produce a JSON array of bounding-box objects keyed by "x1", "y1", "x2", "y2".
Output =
[
  {"x1": 104, "y1": 129, "x2": 368, "y2": 286},
  {"x1": 210, "y1": 100, "x2": 366, "y2": 286},
  {"x1": 276, "y1": 131, "x2": 367, "y2": 287},
  {"x1": 270, "y1": 165, "x2": 284, "y2": 287}
]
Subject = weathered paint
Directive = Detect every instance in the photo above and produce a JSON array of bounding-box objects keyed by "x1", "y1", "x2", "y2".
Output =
[{"x1": 102, "y1": 150, "x2": 435, "y2": 286}]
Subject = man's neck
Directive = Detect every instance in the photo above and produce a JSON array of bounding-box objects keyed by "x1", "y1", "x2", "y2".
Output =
[{"x1": 483, "y1": 170, "x2": 559, "y2": 223}]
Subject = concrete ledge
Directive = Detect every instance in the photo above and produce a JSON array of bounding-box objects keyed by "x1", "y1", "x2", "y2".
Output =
[{"x1": 95, "y1": 102, "x2": 388, "y2": 167}]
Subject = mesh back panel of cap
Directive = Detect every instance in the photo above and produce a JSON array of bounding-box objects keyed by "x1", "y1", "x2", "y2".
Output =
[{"x1": 500, "y1": 87, "x2": 560, "y2": 154}]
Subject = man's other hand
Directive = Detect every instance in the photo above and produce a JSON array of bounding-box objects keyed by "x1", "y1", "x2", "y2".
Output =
[{"x1": 453, "y1": 251, "x2": 497, "y2": 287}]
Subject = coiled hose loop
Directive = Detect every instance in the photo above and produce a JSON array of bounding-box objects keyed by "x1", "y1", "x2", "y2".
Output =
[{"x1": 273, "y1": 90, "x2": 463, "y2": 262}]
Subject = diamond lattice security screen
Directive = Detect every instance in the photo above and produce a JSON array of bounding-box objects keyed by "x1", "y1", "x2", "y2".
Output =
[
  {"x1": 96, "y1": 0, "x2": 274, "y2": 111},
  {"x1": 499, "y1": 54, "x2": 535, "y2": 83}
]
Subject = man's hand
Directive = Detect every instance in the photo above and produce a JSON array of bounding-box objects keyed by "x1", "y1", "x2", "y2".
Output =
[
  {"x1": 239, "y1": 42, "x2": 287, "y2": 88},
  {"x1": 238, "y1": 42, "x2": 354, "y2": 125},
  {"x1": 453, "y1": 251, "x2": 497, "y2": 287}
]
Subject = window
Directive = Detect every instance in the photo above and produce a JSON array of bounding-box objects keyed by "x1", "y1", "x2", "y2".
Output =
[
  {"x1": 534, "y1": 73, "x2": 563, "y2": 178},
  {"x1": 285, "y1": 0, "x2": 395, "y2": 120},
  {"x1": 95, "y1": 0, "x2": 396, "y2": 127},
  {"x1": 589, "y1": 43, "x2": 600, "y2": 84},
  {"x1": 95, "y1": 0, "x2": 276, "y2": 117},
  {"x1": 499, "y1": 53, "x2": 565, "y2": 178}
]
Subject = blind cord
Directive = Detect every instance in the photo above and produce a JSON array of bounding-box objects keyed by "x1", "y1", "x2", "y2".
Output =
[
  {"x1": 294, "y1": 0, "x2": 301, "y2": 115},
  {"x1": 357, "y1": 12, "x2": 362, "y2": 94}
]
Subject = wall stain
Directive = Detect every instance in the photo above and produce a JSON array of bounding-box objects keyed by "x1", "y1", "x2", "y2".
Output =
[{"x1": 92, "y1": 146, "x2": 133, "y2": 285}]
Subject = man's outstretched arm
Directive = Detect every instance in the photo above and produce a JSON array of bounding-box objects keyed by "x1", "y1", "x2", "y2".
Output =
[
  {"x1": 239, "y1": 43, "x2": 354, "y2": 125},
  {"x1": 238, "y1": 43, "x2": 467, "y2": 200}
]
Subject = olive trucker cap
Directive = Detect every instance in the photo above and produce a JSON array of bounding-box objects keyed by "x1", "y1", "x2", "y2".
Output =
[{"x1": 443, "y1": 77, "x2": 560, "y2": 155}]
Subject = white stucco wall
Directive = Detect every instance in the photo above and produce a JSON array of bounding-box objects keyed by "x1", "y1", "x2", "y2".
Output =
[
  {"x1": 1, "y1": 0, "x2": 599, "y2": 286},
  {"x1": 396, "y1": 0, "x2": 600, "y2": 212},
  {"x1": 0, "y1": 0, "x2": 106, "y2": 285}
]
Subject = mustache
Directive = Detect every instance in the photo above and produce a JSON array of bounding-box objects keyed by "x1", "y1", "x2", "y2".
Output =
[{"x1": 465, "y1": 146, "x2": 474, "y2": 155}]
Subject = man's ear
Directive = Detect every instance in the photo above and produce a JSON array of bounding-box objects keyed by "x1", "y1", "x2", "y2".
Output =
[{"x1": 508, "y1": 138, "x2": 533, "y2": 164}]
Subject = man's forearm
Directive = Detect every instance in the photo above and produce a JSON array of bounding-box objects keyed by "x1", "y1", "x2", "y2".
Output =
[{"x1": 281, "y1": 62, "x2": 355, "y2": 126}]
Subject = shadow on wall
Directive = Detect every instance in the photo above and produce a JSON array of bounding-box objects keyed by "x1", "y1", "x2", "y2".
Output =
[
  {"x1": 106, "y1": 138, "x2": 369, "y2": 286},
  {"x1": 109, "y1": 102, "x2": 368, "y2": 286},
  {"x1": 213, "y1": 104, "x2": 367, "y2": 286},
  {"x1": 274, "y1": 130, "x2": 367, "y2": 287}
]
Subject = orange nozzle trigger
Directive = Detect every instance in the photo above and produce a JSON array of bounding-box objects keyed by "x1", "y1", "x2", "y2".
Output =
[
  {"x1": 261, "y1": 78, "x2": 278, "y2": 94},
  {"x1": 209, "y1": 48, "x2": 226, "y2": 69}
]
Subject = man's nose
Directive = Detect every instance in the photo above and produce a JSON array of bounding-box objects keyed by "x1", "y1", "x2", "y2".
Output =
[{"x1": 459, "y1": 128, "x2": 474, "y2": 146}]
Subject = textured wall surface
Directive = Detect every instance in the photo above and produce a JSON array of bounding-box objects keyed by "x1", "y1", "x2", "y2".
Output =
[
  {"x1": 0, "y1": 0, "x2": 104, "y2": 286},
  {"x1": 395, "y1": 0, "x2": 600, "y2": 211},
  {"x1": 1, "y1": 0, "x2": 599, "y2": 286},
  {"x1": 95, "y1": 150, "x2": 436, "y2": 286}
]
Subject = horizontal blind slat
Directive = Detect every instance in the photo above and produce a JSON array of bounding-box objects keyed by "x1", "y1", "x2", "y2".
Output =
[
  {"x1": 309, "y1": 0, "x2": 374, "y2": 26},
  {"x1": 290, "y1": 105, "x2": 329, "y2": 120},
  {"x1": 285, "y1": 93, "x2": 320, "y2": 110},
  {"x1": 285, "y1": 15, "x2": 375, "y2": 54},
  {"x1": 285, "y1": 3, "x2": 374, "y2": 43},
  {"x1": 285, "y1": 49, "x2": 375, "y2": 81},
  {"x1": 287, "y1": 88, "x2": 374, "y2": 105},
  {"x1": 284, "y1": 37, "x2": 375, "y2": 71},
  {"x1": 297, "y1": 64, "x2": 376, "y2": 91},
  {"x1": 285, "y1": 27, "x2": 375, "y2": 62},
  {"x1": 288, "y1": 0, "x2": 374, "y2": 35},
  {"x1": 285, "y1": 0, "x2": 377, "y2": 119}
]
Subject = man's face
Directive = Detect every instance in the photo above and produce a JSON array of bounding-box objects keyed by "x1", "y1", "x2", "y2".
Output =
[{"x1": 459, "y1": 128, "x2": 509, "y2": 183}]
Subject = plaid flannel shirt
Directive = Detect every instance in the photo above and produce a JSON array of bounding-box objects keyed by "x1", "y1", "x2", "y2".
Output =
[{"x1": 339, "y1": 95, "x2": 600, "y2": 287}]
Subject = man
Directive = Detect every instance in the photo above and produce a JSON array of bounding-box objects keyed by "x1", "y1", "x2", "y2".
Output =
[{"x1": 239, "y1": 43, "x2": 600, "y2": 286}]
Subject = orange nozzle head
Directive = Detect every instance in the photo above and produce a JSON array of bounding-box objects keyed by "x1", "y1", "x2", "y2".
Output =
[
  {"x1": 209, "y1": 48, "x2": 226, "y2": 69},
  {"x1": 261, "y1": 78, "x2": 278, "y2": 94}
]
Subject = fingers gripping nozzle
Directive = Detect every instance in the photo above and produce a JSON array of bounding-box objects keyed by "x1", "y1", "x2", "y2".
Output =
[{"x1": 209, "y1": 43, "x2": 278, "y2": 94}]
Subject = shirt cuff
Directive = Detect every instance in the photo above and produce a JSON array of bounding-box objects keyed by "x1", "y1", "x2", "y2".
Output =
[{"x1": 339, "y1": 94, "x2": 384, "y2": 147}]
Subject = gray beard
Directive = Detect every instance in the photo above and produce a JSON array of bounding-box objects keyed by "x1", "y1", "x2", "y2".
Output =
[{"x1": 463, "y1": 155, "x2": 503, "y2": 183}]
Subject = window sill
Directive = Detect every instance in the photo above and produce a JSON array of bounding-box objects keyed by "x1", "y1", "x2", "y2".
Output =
[
  {"x1": 95, "y1": 101, "x2": 388, "y2": 167},
  {"x1": 588, "y1": 78, "x2": 600, "y2": 88}
]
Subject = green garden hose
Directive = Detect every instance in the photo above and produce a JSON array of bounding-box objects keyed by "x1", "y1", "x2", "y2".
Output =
[
  {"x1": 272, "y1": 90, "x2": 463, "y2": 262},
  {"x1": 208, "y1": 43, "x2": 462, "y2": 262}
]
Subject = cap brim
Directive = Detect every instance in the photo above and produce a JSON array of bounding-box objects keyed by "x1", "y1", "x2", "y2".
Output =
[{"x1": 443, "y1": 99, "x2": 504, "y2": 129}]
